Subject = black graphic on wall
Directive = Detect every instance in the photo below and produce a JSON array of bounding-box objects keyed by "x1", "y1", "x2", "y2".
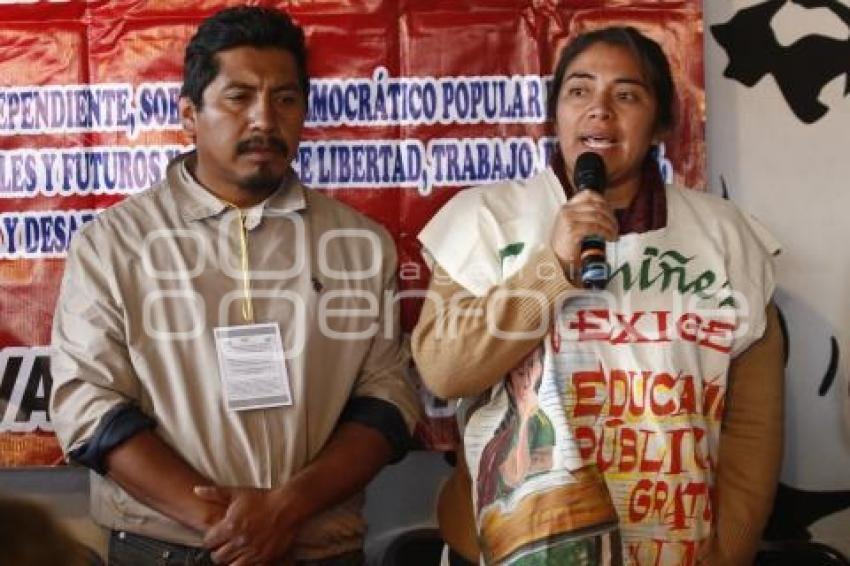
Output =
[
  {"x1": 712, "y1": 0, "x2": 850, "y2": 124},
  {"x1": 764, "y1": 308, "x2": 849, "y2": 559},
  {"x1": 820, "y1": 337, "x2": 840, "y2": 395}
]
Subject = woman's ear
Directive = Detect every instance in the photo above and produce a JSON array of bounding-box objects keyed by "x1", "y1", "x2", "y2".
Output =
[{"x1": 651, "y1": 124, "x2": 671, "y2": 147}]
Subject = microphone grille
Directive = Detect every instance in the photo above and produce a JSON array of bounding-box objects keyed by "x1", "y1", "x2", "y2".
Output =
[{"x1": 573, "y1": 152, "x2": 607, "y2": 192}]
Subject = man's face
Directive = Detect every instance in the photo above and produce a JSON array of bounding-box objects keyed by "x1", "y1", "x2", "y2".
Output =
[{"x1": 180, "y1": 46, "x2": 306, "y2": 203}]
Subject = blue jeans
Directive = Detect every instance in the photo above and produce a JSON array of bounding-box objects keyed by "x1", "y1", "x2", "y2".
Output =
[{"x1": 108, "y1": 531, "x2": 364, "y2": 566}]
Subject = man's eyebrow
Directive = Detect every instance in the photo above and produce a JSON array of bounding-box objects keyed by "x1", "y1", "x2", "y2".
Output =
[
  {"x1": 221, "y1": 80, "x2": 301, "y2": 92},
  {"x1": 271, "y1": 82, "x2": 302, "y2": 92},
  {"x1": 222, "y1": 80, "x2": 254, "y2": 90}
]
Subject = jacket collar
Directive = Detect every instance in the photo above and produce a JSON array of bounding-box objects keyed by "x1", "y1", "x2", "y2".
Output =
[{"x1": 167, "y1": 151, "x2": 307, "y2": 230}]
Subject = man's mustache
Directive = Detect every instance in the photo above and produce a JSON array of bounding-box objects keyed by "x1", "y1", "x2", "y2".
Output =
[{"x1": 236, "y1": 136, "x2": 288, "y2": 156}]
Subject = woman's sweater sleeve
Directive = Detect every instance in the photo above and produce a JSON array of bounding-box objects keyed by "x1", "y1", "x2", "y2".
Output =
[
  {"x1": 412, "y1": 247, "x2": 573, "y2": 400},
  {"x1": 702, "y1": 303, "x2": 784, "y2": 565}
]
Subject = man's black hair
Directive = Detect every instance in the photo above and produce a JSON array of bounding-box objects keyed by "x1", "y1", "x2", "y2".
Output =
[{"x1": 181, "y1": 6, "x2": 309, "y2": 108}]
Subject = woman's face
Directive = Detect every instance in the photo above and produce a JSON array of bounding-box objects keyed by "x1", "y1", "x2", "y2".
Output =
[{"x1": 555, "y1": 42, "x2": 659, "y2": 192}]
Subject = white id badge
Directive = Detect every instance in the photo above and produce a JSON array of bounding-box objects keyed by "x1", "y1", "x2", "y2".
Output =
[{"x1": 213, "y1": 323, "x2": 293, "y2": 411}]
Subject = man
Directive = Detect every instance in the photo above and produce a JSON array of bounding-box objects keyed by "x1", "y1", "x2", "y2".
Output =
[{"x1": 50, "y1": 7, "x2": 419, "y2": 565}]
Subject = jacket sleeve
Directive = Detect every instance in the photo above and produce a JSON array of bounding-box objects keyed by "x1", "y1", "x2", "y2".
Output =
[
  {"x1": 50, "y1": 226, "x2": 151, "y2": 469},
  {"x1": 344, "y1": 228, "x2": 421, "y2": 461}
]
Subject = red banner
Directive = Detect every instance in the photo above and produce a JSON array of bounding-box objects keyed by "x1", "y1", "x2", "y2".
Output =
[{"x1": 0, "y1": 0, "x2": 703, "y2": 465}]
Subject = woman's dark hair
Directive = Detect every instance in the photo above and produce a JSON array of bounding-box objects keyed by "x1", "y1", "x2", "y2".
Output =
[
  {"x1": 181, "y1": 6, "x2": 309, "y2": 108},
  {"x1": 0, "y1": 496, "x2": 92, "y2": 566},
  {"x1": 548, "y1": 26, "x2": 676, "y2": 133}
]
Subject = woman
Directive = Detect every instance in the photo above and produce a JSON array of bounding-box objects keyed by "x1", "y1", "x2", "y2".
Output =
[
  {"x1": 477, "y1": 346, "x2": 555, "y2": 512},
  {"x1": 413, "y1": 26, "x2": 783, "y2": 566}
]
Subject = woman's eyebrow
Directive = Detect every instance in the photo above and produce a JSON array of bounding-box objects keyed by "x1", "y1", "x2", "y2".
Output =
[{"x1": 564, "y1": 71, "x2": 594, "y2": 81}]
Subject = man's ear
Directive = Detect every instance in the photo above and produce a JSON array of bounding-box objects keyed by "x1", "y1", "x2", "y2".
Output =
[{"x1": 179, "y1": 96, "x2": 198, "y2": 139}]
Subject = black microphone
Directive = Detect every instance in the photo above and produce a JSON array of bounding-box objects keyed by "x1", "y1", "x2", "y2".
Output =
[{"x1": 573, "y1": 152, "x2": 609, "y2": 289}]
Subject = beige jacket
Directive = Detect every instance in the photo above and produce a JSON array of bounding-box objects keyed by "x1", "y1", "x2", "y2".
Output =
[{"x1": 51, "y1": 153, "x2": 420, "y2": 559}]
